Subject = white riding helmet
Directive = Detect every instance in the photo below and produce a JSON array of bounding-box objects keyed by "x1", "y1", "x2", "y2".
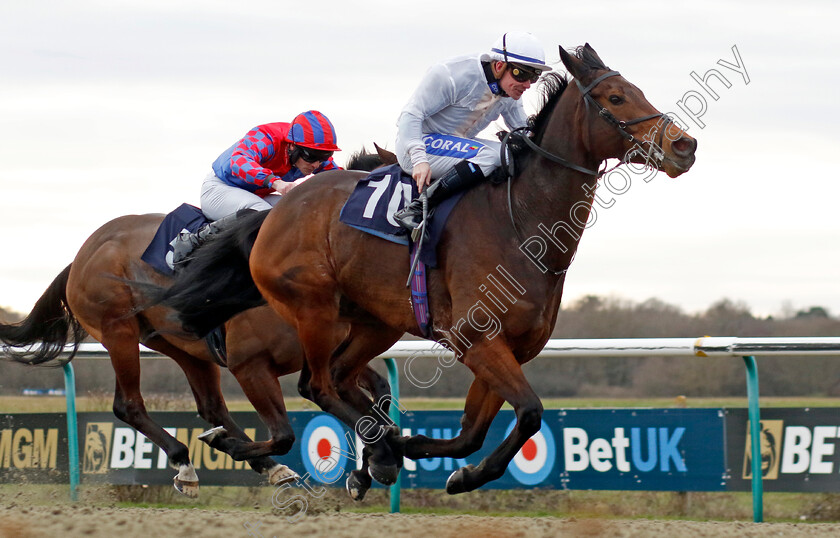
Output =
[{"x1": 481, "y1": 31, "x2": 552, "y2": 72}]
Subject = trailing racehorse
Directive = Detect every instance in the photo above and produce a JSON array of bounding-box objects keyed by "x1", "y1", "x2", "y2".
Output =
[
  {"x1": 136, "y1": 45, "x2": 697, "y2": 495},
  {"x1": 0, "y1": 148, "x2": 392, "y2": 498}
]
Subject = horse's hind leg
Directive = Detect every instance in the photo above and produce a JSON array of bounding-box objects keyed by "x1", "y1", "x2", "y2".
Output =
[
  {"x1": 156, "y1": 340, "x2": 298, "y2": 485},
  {"x1": 104, "y1": 332, "x2": 199, "y2": 498}
]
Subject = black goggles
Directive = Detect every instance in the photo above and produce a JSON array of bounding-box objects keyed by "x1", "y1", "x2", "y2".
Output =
[
  {"x1": 299, "y1": 147, "x2": 333, "y2": 163},
  {"x1": 509, "y1": 63, "x2": 541, "y2": 84}
]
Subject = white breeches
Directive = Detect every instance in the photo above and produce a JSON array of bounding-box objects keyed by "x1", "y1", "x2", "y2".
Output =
[{"x1": 199, "y1": 171, "x2": 281, "y2": 221}]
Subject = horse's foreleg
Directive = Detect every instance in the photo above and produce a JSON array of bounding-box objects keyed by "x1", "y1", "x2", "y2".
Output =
[
  {"x1": 354, "y1": 366, "x2": 403, "y2": 461},
  {"x1": 329, "y1": 324, "x2": 404, "y2": 494},
  {"x1": 444, "y1": 343, "x2": 543, "y2": 495},
  {"x1": 296, "y1": 356, "x2": 378, "y2": 497},
  {"x1": 334, "y1": 365, "x2": 398, "y2": 436},
  {"x1": 355, "y1": 366, "x2": 392, "y2": 413},
  {"x1": 106, "y1": 336, "x2": 199, "y2": 498},
  {"x1": 294, "y1": 312, "x2": 401, "y2": 487},
  {"x1": 337, "y1": 365, "x2": 399, "y2": 501},
  {"x1": 403, "y1": 377, "x2": 503, "y2": 460}
]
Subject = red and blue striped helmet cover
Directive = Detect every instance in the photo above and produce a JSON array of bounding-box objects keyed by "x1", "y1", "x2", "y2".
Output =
[{"x1": 285, "y1": 110, "x2": 341, "y2": 151}]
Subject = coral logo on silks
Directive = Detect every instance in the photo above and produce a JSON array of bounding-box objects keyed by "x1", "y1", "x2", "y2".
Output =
[
  {"x1": 300, "y1": 414, "x2": 349, "y2": 483},
  {"x1": 505, "y1": 419, "x2": 556, "y2": 485},
  {"x1": 423, "y1": 134, "x2": 483, "y2": 159}
]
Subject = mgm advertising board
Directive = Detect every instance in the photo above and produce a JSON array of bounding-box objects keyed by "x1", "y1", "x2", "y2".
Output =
[{"x1": 1, "y1": 408, "x2": 839, "y2": 492}]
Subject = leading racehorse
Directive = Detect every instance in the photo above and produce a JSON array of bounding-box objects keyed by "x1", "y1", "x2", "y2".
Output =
[
  {"x1": 137, "y1": 44, "x2": 697, "y2": 495},
  {"x1": 0, "y1": 149, "x2": 391, "y2": 498}
]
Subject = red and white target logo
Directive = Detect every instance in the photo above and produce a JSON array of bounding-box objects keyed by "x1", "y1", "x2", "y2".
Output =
[
  {"x1": 505, "y1": 419, "x2": 556, "y2": 485},
  {"x1": 301, "y1": 415, "x2": 349, "y2": 483}
]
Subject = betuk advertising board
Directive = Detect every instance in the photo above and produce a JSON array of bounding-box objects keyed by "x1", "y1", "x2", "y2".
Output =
[{"x1": 3, "y1": 408, "x2": 839, "y2": 492}]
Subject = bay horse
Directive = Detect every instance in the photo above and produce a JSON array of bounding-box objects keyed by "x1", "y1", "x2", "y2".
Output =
[
  {"x1": 138, "y1": 44, "x2": 697, "y2": 494},
  {"x1": 0, "y1": 149, "x2": 392, "y2": 498}
]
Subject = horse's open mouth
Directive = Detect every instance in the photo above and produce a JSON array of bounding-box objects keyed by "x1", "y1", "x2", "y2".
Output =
[{"x1": 662, "y1": 155, "x2": 696, "y2": 177}]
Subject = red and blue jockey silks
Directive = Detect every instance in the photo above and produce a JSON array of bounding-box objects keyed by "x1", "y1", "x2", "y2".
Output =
[
  {"x1": 285, "y1": 111, "x2": 341, "y2": 151},
  {"x1": 211, "y1": 121, "x2": 339, "y2": 196}
]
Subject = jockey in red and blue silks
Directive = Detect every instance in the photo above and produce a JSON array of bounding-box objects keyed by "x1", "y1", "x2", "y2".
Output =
[
  {"x1": 200, "y1": 110, "x2": 342, "y2": 221},
  {"x1": 172, "y1": 111, "x2": 342, "y2": 268}
]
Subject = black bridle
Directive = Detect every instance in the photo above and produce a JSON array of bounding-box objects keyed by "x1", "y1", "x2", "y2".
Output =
[
  {"x1": 502, "y1": 70, "x2": 671, "y2": 275},
  {"x1": 503, "y1": 70, "x2": 670, "y2": 178},
  {"x1": 576, "y1": 70, "x2": 668, "y2": 152}
]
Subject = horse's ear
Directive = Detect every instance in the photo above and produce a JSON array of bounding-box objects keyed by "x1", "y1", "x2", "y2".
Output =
[
  {"x1": 374, "y1": 143, "x2": 398, "y2": 165},
  {"x1": 558, "y1": 45, "x2": 587, "y2": 81},
  {"x1": 582, "y1": 43, "x2": 608, "y2": 70}
]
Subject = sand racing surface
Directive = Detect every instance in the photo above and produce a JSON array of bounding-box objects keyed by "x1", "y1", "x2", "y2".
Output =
[{"x1": 3, "y1": 505, "x2": 840, "y2": 538}]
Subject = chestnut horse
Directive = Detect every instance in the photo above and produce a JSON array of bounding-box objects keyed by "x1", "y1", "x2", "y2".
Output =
[
  {"x1": 0, "y1": 149, "x2": 392, "y2": 498},
  {"x1": 140, "y1": 44, "x2": 697, "y2": 495}
]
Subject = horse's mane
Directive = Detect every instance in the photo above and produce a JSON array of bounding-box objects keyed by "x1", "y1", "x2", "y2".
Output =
[
  {"x1": 513, "y1": 46, "x2": 609, "y2": 161},
  {"x1": 507, "y1": 71, "x2": 568, "y2": 164},
  {"x1": 345, "y1": 147, "x2": 384, "y2": 172},
  {"x1": 530, "y1": 71, "x2": 570, "y2": 136}
]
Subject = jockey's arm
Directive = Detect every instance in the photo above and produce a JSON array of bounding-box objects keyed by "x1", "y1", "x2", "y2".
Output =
[
  {"x1": 228, "y1": 130, "x2": 278, "y2": 190},
  {"x1": 398, "y1": 64, "x2": 456, "y2": 189}
]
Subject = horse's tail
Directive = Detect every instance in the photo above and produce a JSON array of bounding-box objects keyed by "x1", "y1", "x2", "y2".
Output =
[
  {"x1": 134, "y1": 209, "x2": 270, "y2": 338},
  {"x1": 0, "y1": 264, "x2": 86, "y2": 366}
]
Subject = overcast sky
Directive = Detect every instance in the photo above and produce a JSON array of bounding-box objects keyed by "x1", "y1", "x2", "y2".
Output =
[{"x1": 1, "y1": 0, "x2": 838, "y2": 319}]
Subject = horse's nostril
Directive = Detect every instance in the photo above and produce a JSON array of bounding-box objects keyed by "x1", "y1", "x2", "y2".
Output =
[{"x1": 672, "y1": 137, "x2": 696, "y2": 157}]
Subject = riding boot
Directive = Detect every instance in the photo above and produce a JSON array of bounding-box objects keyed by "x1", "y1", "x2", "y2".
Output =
[
  {"x1": 172, "y1": 209, "x2": 255, "y2": 268},
  {"x1": 393, "y1": 160, "x2": 485, "y2": 232}
]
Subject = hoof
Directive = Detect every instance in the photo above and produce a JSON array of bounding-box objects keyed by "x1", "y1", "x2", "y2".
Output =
[
  {"x1": 174, "y1": 477, "x2": 199, "y2": 498},
  {"x1": 367, "y1": 460, "x2": 399, "y2": 486},
  {"x1": 267, "y1": 463, "x2": 300, "y2": 486},
  {"x1": 445, "y1": 465, "x2": 475, "y2": 495},
  {"x1": 346, "y1": 470, "x2": 372, "y2": 501},
  {"x1": 197, "y1": 426, "x2": 227, "y2": 445}
]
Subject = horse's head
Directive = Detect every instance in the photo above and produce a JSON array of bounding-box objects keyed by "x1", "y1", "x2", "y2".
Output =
[{"x1": 557, "y1": 43, "x2": 696, "y2": 178}]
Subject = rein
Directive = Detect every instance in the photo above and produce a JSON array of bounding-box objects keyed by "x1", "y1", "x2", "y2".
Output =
[{"x1": 501, "y1": 70, "x2": 669, "y2": 275}]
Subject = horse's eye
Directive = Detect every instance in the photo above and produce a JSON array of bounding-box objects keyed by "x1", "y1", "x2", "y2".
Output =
[{"x1": 609, "y1": 95, "x2": 624, "y2": 105}]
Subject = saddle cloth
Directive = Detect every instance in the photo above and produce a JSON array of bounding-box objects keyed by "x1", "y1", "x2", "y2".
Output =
[
  {"x1": 141, "y1": 203, "x2": 209, "y2": 275},
  {"x1": 140, "y1": 203, "x2": 226, "y2": 365},
  {"x1": 338, "y1": 164, "x2": 463, "y2": 268}
]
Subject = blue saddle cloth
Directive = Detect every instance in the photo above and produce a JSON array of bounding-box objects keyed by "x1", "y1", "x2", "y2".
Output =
[
  {"x1": 141, "y1": 203, "x2": 209, "y2": 275},
  {"x1": 338, "y1": 164, "x2": 463, "y2": 267}
]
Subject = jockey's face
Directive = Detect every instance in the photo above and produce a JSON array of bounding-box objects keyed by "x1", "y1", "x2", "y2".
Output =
[
  {"x1": 290, "y1": 144, "x2": 325, "y2": 175},
  {"x1": 294, "y1": 157, "x2": 320, "y2": 175},
  {"x1": 495, "y1": 61, "x2": 533, "y2": 100}
]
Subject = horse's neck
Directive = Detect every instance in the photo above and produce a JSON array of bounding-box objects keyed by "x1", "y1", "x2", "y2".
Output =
[{"x1": 511, "y1": 99, "x2": 599, "y2": 278}]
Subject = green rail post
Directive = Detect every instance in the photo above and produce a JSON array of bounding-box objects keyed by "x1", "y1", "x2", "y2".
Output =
[
  {"x1": 742, "y1": 355, "x2": 763, "y2": 523},
  {"x1": 383, "y1": 358, "x2": 401, "y2": 513},
  {"x1": 62, "y1": 362, "x2": 80, "y2": 501}
]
